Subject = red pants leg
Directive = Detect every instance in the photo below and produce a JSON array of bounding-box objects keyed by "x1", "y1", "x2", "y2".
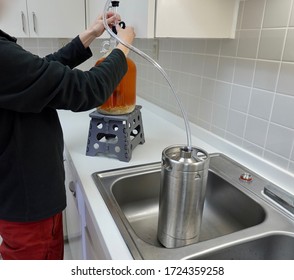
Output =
[{"x1": 0, "y1": 213, "x2": 64, "y2": 260}]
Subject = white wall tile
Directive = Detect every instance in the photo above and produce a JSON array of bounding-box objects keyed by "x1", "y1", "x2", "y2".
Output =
[
  {"x1": 227, "y1": 110, "x2": 247, "y2": 137},
  {"x1": 203, "y1": 55, "x2": 219, "y2": 79},
  {"x1": 214, "y1": 81, "x2": 232, "y2": 107},
  {"x1": 170, "y1": 52, "x2": 182, "y2": 71},
  {"x1": 188, "y1": 76, "x2": 202, "y2": 96},
  {"x1": 192, "y1": 40, "x2": 206, "y2": 54},
  {"x1": 277, "y1": 63, "x2": 294, "y2": 96},
  {"x1": 254, "y1": 61, "x2": 280, "y2": 91},
  {"x1": 182, "y1": 39, "x2": 197, "y2": 53},
  {"x1": 190, "y1": 54, "x2": 205, "y2": 76},
  {"x1": 237, "y1": 30, "x2": 260, "y2": 59},
  {"x1": 220, "y1": 36, "x2": 239, "y2": 57},
  {"x1": 159, "y1": 51, "x2": 172, "y2": 69},
  {"x1": 290, "y1": 4, "x2": 294, "y2": 27},
  {"x1": 181, "y1": 53, "x2": 193, "y2": 74},
  {"x1": 263, "y1": 0, "x2": 292, "y2": 28},
  {"x1": 248, "y1": 88, "x2": 274, "y2": 120},
  {"x1": 187, "y1": 95, "x2": 199, "y2": 123},
  {"x1": 206, "y1": 39, "x2": 221, "y2": 55},
  {"x1": 241, "y1": 0, "x2": 266, "y2": 29},
  {"x1": 201, "y1": 78, "x2": 215, "y2": 101},
  {"x1": 258, "y1": 29, "x2": 286, "y2": 60},
  {"x1": 198, "y1": 99, "x2": 213, "y2": 124},
  {"x1": 212, "y1": 105, "x2": 228, "y2": 130},
  {"x1": 38, "y1": 48, "x2": 53, "y2": 58},
  {"x1": 283, "y1": 29, "x2": 294, "y2": 62},
  {"x1": 265, "y1": 124, "x2": 294, "y2": 158},
  {"x1": 244, "y1": 116, "x2": 268, "y2": 147},
  {"x1": 230, "y1": 85, "x2": 251, "y2": 113},
  {"x1": 271, "y1": 94, "x2": 294, "y2": 129},
  {"x1": 217, "y1": 57, "x2": 235, "y2": 83},
  {"x1": 234, "y1": 59, "x2": 255, "y2": 87},
  {"x1": 22, "y1": 38, "x2": 38, "y2": 48}
]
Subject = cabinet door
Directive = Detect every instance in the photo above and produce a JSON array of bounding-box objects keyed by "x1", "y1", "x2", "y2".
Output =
[
  {"x1": 0, "y1": 0, "x2": 29, "y2": 37},
  {"x1": 84, "y1": 206, "x2": 110, "y2": 259},
  {"x1": 64, "y1": 158, "x2": 85, "y2": 260},
  {"x1": 156, "y1": 0, "x2": 240, "y2": 38},
  {"x1": 27, "y1": 0, "x2": 86, "y2": 38},
  {"x1": 86, "y1": 0, "x2": 155, "y2": 38}
]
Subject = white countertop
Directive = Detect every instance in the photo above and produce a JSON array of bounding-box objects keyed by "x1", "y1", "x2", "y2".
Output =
[{"x1": 59, "y1": 97, "x2": 294, "y2": 260}]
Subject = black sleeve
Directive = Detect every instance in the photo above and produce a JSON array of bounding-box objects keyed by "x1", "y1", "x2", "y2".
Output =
[
  {"x1": 0, "y1": 38, "x2": 128, "y2": 113},
  {"x1": 44, "y1": 36, "x2": 93, "y2": 69}
]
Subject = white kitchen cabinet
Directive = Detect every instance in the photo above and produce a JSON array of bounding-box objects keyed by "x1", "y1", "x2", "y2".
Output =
[
  {"x1": 0, "y1": 0, "x2": 29, "y2": 37},
  {"x1": 155, "y1": 0, "x2": 240, "y2": 38},
  {"x1": 64, "y1": 154, "x2": 86, "y2": 260},
  {"x1": 64, "y1": 149, "x2": 110, "y2": 260},
  {"x1": 27, "y1": 0, "x2": 86, "y2": 38},
  {"x1": 86, "y1": 0, "x2": 155, "y2": 38},
  {"x1": 0, "y1": 0, "x2": 85, "y2": 38},
  {"x1": 84, "y1": 207, "x2": 111, "y2": 260}
]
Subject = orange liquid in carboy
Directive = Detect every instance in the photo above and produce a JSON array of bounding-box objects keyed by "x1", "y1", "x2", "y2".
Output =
[{"x1": 96, "y1": 57, "x2": 137, "y2": 115}]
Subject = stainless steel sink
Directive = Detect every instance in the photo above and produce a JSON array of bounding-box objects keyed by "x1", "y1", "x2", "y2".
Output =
[
  {"x1": 112, "y1": 170, "x2": 265, "y2": 247},
  {"x1": 191, "y1": 235, "x2": 294, "y2": 260},
  {"x1": 92, "y1": 154, "x2": 294, "y2": 259}
]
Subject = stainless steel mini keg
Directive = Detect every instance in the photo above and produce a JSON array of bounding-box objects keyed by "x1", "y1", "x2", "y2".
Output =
[{"x1": 157, "y1": 145, "x2": 210, "y2": 248}]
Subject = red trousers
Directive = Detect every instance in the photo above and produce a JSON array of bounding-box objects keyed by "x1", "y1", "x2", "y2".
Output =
[{"x1": 0, "y1": 213, "x2": 64, "y2": 260}]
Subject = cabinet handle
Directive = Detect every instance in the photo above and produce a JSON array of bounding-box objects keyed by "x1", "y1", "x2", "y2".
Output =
[
  {"x1": 69, "y1": 182, "x2": 76, "y2": 198},
  {"x1": 32, "y1": 12, "x2": 37, "y2": 33},
  {"x1": 21, "y1": 12, "x2": 26, "y2": 33}
]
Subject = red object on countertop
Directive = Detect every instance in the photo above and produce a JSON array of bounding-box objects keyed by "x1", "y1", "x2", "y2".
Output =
[{"x1": 0, "y1": 212, "x2": 64, "y2": 260}]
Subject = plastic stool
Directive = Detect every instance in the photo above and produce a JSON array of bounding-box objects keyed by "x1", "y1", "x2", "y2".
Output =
[{"x1": 86, "y1": 106, "x2": 145, "y2": 162}]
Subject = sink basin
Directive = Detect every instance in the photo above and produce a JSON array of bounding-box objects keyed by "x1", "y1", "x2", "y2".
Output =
[
  {"x1": 112, "y1": 170, "x2": 265, "y2": 247},
  {"x1": 191, "y1": 235, "x2": 294, "y2": 260},
  {"x1": 93, "y1": 153, "x2": 294, "y2": 259}
]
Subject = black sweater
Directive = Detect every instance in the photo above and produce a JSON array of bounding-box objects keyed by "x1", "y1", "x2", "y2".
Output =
[{"x1": 0, "y1": 30, "x2": 127, "y2": 222}]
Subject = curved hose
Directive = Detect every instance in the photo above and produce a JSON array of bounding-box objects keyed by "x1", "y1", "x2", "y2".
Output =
[{"x1": 102, "y1": 0, "x2": 192, "y2": 150}]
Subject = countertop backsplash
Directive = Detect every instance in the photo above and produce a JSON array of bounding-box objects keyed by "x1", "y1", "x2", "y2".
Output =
[{"x1": 15, "y1": 0, "x2": 294, "y2": 174}]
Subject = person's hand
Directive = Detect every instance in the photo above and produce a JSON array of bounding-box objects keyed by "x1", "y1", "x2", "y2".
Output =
[
  {"x1": 79, "y1": 12, "x2": 121, "y2": 49},
  {"x1": 117, "y1": 25, "x2": 135, "y2": 45},
  {"x1": 116, "y1": 26, "x2": 136, "y2": 57},
  {"x1": 88, "y1": 12, "x2": 121, "y2": 38}
]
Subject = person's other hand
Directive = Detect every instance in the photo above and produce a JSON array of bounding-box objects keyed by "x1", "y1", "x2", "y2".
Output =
[
  {"x1": 88, "y1": 12, "x2": 121, "y2": 38},
  {"x1": 116, "y1": 26, "x2": 136, "y2": 57},
  {"x1": 117, "y1": 25, "x2": 136, "y2": 45}
]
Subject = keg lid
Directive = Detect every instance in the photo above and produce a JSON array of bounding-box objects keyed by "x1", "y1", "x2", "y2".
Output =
[{"x1": 162, "y1": 145, "x2": 209, "y2": 172}]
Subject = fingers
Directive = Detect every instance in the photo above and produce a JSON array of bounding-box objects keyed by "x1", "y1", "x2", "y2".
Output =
[
  {"x1": 106, "y1": 15, "x2": 118, "y2": 25},
  {"x1": 98, "y1": 12, "x2": 121, "y2": 24}
]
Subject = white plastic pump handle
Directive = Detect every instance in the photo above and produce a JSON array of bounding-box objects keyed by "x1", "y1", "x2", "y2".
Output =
[{"x1": 102, "y1": 0, "x2": 193, "y2": 151}]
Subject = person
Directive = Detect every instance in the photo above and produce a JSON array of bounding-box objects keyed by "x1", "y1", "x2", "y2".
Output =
[{"x1": 0, "y1": 0, "x2": 135, "y2": 260}]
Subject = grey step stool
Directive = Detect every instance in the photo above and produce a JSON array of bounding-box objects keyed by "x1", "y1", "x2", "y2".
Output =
[{"x1": 86, "y1": 105, "x2": 145, "y2": 162}]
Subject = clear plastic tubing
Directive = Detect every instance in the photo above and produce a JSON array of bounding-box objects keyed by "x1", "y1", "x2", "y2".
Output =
[{"x1": 102, "y1": 0, "x2": 192, "y2": 151}]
